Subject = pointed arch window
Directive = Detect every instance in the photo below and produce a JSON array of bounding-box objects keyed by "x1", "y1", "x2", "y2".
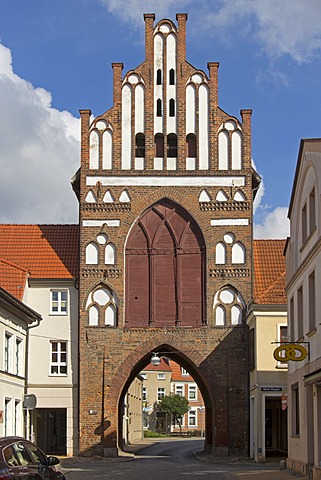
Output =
[
  {"x1": 86, "y1": 286, "x2": 118, "y2": 327},
  {"x1": 125, "y1": 199, "x2": 206, "y2": 327},
  {"x1": 157, "y1": 99, "x2": 162, "y2": 117},
  {"x1": 135, "y1": 133, "x2": 145, "y2": 158},
  {"x1": 86, "y1": 242, "x2": 99, "y2": 265},
  {"x1": 215, "y1": 242, "x2": 226, "y2": 265},
  {"x1": 213, "y1": 286, "x2": 244, "y2": 326},
  {"x1": 105, "y1": 243, "x2": 116, "y2": 265},
  {"x1": 186, "y1": 134, "x2": 197, "y2": 157},
  {"x1": 156, "y1": 69, "x2": 162, "y2": 85},
  {"x1": 169, "y1": 98, "x2": 175, "y2": 117},
  {"x1": 155, "y1": 133, "x2": 164, "y2": 157},
  {"x1": 167, "y1": 134, "x2": 177, "y2": 158},
  {"x1": 169, "y1": 68, "x2": 175, "y2": 85},
  {"x1": 232, "y1": 242, "x2": 245, "y2": 264}
]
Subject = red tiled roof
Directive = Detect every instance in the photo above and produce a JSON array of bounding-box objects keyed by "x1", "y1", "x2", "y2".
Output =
[
  {"x1": 0, "y1": 258, "x2": 28, "y2": 301},
  {"x1": 0, "y1": 225, "x2": 79, "y2": 280},
  {"x1": 253, "y1": 239, "x2": 286, "y2": 305},
  {"x1": 170, "y1": 360, "x2": 192, "y2": 381}
]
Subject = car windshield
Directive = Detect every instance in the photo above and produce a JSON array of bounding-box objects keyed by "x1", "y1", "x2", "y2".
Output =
[{"x1": 4, "y1": 442, "x2": 32, "y2": 466}]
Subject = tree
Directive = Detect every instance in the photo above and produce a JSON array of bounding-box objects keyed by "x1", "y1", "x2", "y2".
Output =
[{"x1": 158, "y1": 394, "x2": 189, "y2": 431}]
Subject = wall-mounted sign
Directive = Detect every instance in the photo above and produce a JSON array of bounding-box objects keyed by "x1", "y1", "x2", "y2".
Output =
[
  {"x1": 273, "y1": 344, "x2": 308, "y2": 362},
  {"x1": 261, "y1": 387, "x2": 282, "y2": 392}
]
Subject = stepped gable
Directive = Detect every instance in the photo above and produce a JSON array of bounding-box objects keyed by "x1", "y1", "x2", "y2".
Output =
[
  {"x1": 0, "y1": 224, "x2": 79, "y2": 280},
  {"x1": 253, "y1": 239, "x2": 286, "y2": 305}
]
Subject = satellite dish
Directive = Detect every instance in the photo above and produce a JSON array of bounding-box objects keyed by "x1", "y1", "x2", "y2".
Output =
[{"x1": 23, "y1": 394, "x2": 37, "y2": 410}]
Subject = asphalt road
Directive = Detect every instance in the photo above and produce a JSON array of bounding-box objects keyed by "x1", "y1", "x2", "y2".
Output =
[{"x1": 60, "y1": 439, "x2": 238, "y2": 479}]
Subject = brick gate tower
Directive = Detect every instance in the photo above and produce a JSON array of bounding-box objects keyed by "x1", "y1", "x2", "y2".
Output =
[{"x1": 77, "y1": 14, "x2": 260, "y2": 456}]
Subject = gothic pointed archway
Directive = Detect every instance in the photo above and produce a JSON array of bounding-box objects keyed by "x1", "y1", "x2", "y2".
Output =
[{"x1": 125, "y1": 199, "x2": 206, "y2": 327}]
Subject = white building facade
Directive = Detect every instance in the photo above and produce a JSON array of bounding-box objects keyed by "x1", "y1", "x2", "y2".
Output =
[
  {"x1": 0, "y1": 285, "x2": 41, "y2": 439},
  {"x1": 285, "y1": 139, "x2": 321, "y2": 479}
]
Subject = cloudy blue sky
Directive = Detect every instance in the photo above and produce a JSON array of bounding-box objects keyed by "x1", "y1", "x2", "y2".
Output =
[{"x1": 1, "y1": 0, "x2": 321, "y2": 238}]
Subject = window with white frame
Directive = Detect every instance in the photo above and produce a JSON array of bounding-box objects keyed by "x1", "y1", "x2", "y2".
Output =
[
  {"x1": 292, "y1": 383, "x2": 300, "y2": 436},
  {"x1": 142, "y1": 387, "x2": 147, "y2": 401},
  {"x1": 15, "y1": 338, "x2": 23, "y2": 376},
  {"x1": 4, "y1": 398, "x2": 11, "y2": 436},
  {"x1": 309, "y1": 187, "x2": 316, "y2": 235},
  {"x1": 276, "y1": 324, "x2": 288, "y2": 368},
  {"x1": 181, "y1": 368, "x2": 189, "y2": 376},
  {"x1": 50, "y1": 341, "x2": 67, "y2": 375},
  {"x1": 50, "y1": 290, "x2": 68, "y2": 315},
  {"x1": 157, "y1": 388, "x2": 165, "y2": 401},
  {"x1": 157, "y1": 373, "x2": 165, "y2": 380},
  {"x1": 188, "y1": 409, "x2": 197, "y2": 427},
  {"x1": 188, "y1": 384, "x2": 197, "y2": 401},
  {"x1": 308, "y1": 270, "x2": 316, "y2": 333},
  {"x1": 297, "y1": 286, "x2": 303, "y2": 340},
  {"x1": 175, "y1": 384, "x2": 184, "y2": 396},
  {"x1": 301, "y1": 202, "x2": 307, "y2": 244},
  {"x1": 4, "y1": 333, "x2": 12, "y2": 372},
  {"x1": 14, "y1": 400, "x2": 21, "y2": 435}
]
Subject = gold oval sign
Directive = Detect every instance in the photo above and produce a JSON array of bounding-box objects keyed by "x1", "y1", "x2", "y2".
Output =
[{"x1": 273, "y1": 344, "x2": 308, "y2": 362}]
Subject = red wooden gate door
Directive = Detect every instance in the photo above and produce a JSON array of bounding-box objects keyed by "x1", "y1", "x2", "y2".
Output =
[{"x1": 125, "y1": 199, "x2": 205, "y2": 327}]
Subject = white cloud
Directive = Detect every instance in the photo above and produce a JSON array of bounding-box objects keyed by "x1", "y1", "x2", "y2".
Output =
[
  {"x1": 0, "y1": 43, "x2": 80, "y2": 224},
  {"x1": 199, "y1": 0, "x2": 321, "y2": 63},
  {"x1": 254, "y1": 207, "x2": 289, "y2": 239},
  {"x1": 100, "y1": 0, "x2": 321, "y2": 63},
  {"x1": 99, "y1": 0, "x2": 193, "y2": 26}
]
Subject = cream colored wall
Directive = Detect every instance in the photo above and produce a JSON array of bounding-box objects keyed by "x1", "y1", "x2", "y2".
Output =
[
  {"x1": 22, "y1": 281, "x2": 78, "y2": 456},
  {"x1": 142, "y1": 369, "x2": 171, "y2": 407},
  {"x1": 255, "y1": 312, "x2": 287, "y2": 372},
  {"x1": 248, "y1": 309, "x2": 287, "y2": 462},
  {"x1": 127, "y1": 377, "x2": 143, "y2": 444}
]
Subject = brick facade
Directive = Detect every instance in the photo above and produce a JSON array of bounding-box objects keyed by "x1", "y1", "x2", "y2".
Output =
[{"x1": 78, "y1": 13, "x2": 259, "y2": 456}]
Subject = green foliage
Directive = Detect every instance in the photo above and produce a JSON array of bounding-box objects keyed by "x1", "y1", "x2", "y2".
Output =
[
  {"x1": 143, "y1": 430, "x2": 170, "y2": 438},
  {"x1": 158, "y1": 394, "x2": 189, "y2": 429}
]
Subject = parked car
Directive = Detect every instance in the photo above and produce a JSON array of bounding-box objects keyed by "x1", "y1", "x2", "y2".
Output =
[{"x1": 0, "y1": 436, "x2": 66, "y2": 479}]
